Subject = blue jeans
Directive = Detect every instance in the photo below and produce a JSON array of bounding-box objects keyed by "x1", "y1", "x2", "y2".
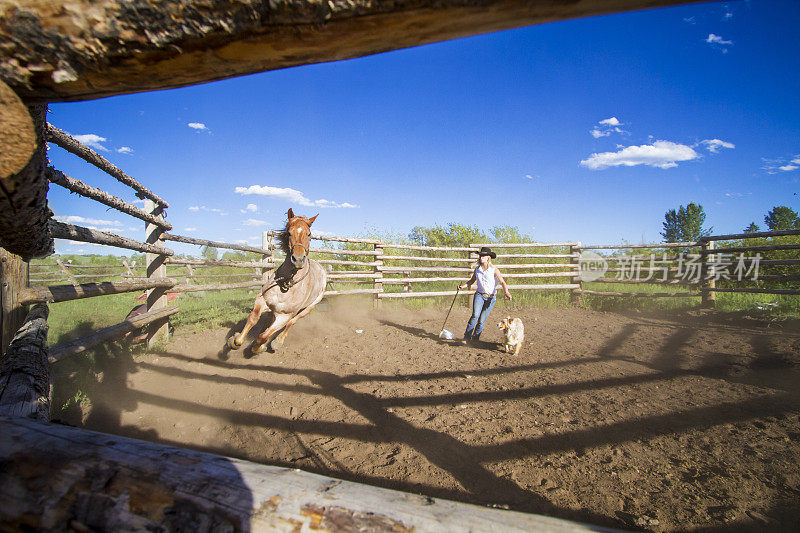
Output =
[{"x1": 464, "y1": 293, "x2": 496, "y2": 340}]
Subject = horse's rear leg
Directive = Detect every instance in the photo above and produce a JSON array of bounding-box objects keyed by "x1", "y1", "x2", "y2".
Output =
[
  {"x1": 227, "y1": 294, "x2": 267, "y2": 349},
  {"x1": 271, "y1": 293, "x2": 325, "y2": 350},
  {"x1": 251, "y1": 313, "x2": 291, "y2": 354}
]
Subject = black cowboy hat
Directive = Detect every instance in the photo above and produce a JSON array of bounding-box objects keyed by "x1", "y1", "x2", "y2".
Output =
[{"x1": 478, "y1": 246, "x2": 496, "y2": 259}]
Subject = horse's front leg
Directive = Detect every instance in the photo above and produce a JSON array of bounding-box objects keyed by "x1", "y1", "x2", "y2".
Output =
[
  {"x1": 271, "y1": 292, "x2": 326, "y2": 350},
  {"x1": 227, "y1": 294, "x2": 267, "y2": 349},
  {"x1": 251, "y1": 313, "x2": 291, "y2": 354}
]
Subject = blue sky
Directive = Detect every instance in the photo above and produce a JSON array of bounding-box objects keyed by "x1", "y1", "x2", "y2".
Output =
[{"x1": 46, "y1": 0, "x2": 800, "y2": 256}]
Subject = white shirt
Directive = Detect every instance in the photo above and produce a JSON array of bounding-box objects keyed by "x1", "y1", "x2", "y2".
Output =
[{"x1": 475, "y1": 264, "x2": 497, "y2": 296}]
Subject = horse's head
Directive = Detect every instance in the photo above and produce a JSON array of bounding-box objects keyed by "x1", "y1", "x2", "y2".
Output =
[{"x1": 284, "y1": 208, "x2": 317, "y2": 269}]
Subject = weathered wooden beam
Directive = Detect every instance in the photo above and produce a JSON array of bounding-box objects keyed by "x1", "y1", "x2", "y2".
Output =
[
  {"x1": 0, "y1": 100, "x2": 53, "y2": 259},
  {"x1": 0, "y1": 416, "x2": 609, "y2": 532},
  {"x1": 700, "y1": 228, "x2": 800, "y2": 242},
  {"x1": 18, "y1": 279, "x2": 175, "y2": 305},
  {"x1": 49, "y1": 305, "x2": 179, "y2": 363},
  {"x1": 165, "y1": 257, "x2": 275, "y2": 269},
  {"x1": 0, "y1": 304, "x2": 49, "y2": 422},
  {"x1": 0, "y1": 248, "x2": 29, "y2": 355},
  {"x1": 49, "y1": 220, "x2": 174, "y2": 256},
  {"x1": 163, "y1": 233, "x2": 269, "y2": 255},
  {"x1": 1, "y1": 0, "x2": 696, "y2": 103},
  {"x1": 47, "y1": 168, "x2": 172, "y2": 230},
  {"x1": 170, "y1": 280, "x2": 264, "y2": 293}
]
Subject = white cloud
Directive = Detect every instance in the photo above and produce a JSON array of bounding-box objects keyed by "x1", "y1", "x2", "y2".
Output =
[
  {"x1": 234, "y1": 185, "x2": 358, "y2": 208},
  {"x1": 599, "y1": 117, "x2": 621, "y2": 126},
  {"x1": 706, "y1": 33, "x2": 733, "y2": 45},
  {"x1": 580, "y1": 140, "x2": 700, "y2": 170},
  {"x1": 242, "y1": 218, "x2": 268, "y2": 226},
  {"x1": 185, "y1": 227, "x2": 197, "y2": 232},
  {"x1": 724, "y1": 11, "x2": 733, "y2": 20},
  {"x1": 188, "y1": 122, "x2": 208, "y2": 132},
  {"x1": 683, "y1": 16, "x2": 696, "y2": 24},
  {"x1": 117, "y1": 146, "x2": 133, "y2": 154},
  {"x1": 700, "y1": 139, "x2": 735, "y2": 153},
  {"x1": 54, "y1": 215, "x2": 122, "y2": 227},
  {"x1": 241, "y1": 203, "x2": 258, "y2": 213},
  {"x1": 591, "y1": 117, "x2": 625, "y2": 138},
  {"x1": 762, "y1": 155, "x2": 800, "y2": 173},
  {"x1": 524, "y1": 174, "x2": 537, "y2": 180},
  {"x1": 71, "y1": 133, "x2": 109, "y2": 152},
  {"x1": 188, "y1": 205, "x2": 226, "y2": 214}
]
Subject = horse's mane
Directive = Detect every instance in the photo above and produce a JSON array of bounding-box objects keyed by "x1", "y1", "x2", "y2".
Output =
[{"x1": 276, "y1": 216, "x2": 312, "y2": 254}]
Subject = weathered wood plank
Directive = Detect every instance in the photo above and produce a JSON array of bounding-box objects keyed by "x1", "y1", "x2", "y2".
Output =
[
  {"x1": 163, "y1": 233, "x2": 270, "y2": 255},
  {"x1": 0, "y1": 416, "x2": 609, "y2": 532},
  {"x1": 0, "y1": 304, "x2": 49, "y2": 421},
  {"x1": 577, "y1": 289, "x2": 702, "y2": 298},
  {"x1": 49, "y1": 305, "x2": 179, "y2": 363},
  {"x1": 700, "y1": 229, "x2": 800, "y2": 242},
  {"x1": 170, "y1": 280, "x2": 264, "y2": 293},
  {"x1": 47, "y1": 168, "x2": 172, "y2": 229},
  {"x1": 0, "y1": 247, "x2": 29, "y2": 354},
  {"x1": 18, "y1": 279, "x2": 174, "y2": 305},
  {"x1": 49, "y1": 220, "x2": 173, "y2": 256}
]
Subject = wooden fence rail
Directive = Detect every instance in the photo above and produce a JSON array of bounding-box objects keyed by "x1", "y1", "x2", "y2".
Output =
[
  {"x1": 19, "y1": 279, "x2": 175, "y2": 305},
  {"x1": 49, "y1": 221, "x2": 173, "y2": 256},
  {"x1": 162, "y1": 233, "x2": 271, "y2": 255},
  {"x1": 46, "y1": 124, "x2": 169, "y2": 208},
  {"x1": 47, "y1": 169, "x2": 172, "y2": 230}
]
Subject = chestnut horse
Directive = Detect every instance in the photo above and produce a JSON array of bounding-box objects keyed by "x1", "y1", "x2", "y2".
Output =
[{"x1": 227, "y1": 209, "x2": 327, "y2": 354}]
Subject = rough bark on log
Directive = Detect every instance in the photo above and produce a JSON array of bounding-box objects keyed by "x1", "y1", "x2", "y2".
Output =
[
  {"x1": 0, "y1": 304, "x2": 49, "y2": 422},
  {"x1": 1, "y1": 0, "x2": 693, "y2": 103},
  {"x1": 0, "y1": 416, "x2": 609, "y2": 532},
  {"x1": 0, "y1": 103, "x2": 53, "y2": 259}
]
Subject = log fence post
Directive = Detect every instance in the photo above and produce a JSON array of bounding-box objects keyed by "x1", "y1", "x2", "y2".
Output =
[
  {"x1": 701, "y1": 240, "x2": 716, "y2": 309},
  {"x1": 373, "y1": 242, "x2": 383, "y2": 308},
  {"x1": 144, "y1": 200, "x2": 169, "y2": 345},
  {"x1": 1, "y1": 248, "x2": 29, "y2": 356},
  {"x1": 570, "y1": 243, "x2": 582, "y2": 306}
]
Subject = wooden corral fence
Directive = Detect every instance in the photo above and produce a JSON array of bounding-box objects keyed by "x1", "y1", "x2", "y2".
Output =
[
  {"x1": 2, "y1": 123, "x2": 799, "y2": 533},
  {"x1": 573, "y1": 229, "x2": 800, "y2": 305}
]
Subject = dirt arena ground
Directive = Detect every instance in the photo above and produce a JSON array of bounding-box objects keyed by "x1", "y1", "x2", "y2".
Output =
[{"x1": 53, "y1": 299, "x2": 800, "y2": 531}]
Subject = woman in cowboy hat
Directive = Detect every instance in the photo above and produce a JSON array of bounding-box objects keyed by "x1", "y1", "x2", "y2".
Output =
[{"x1": 458, "y1": 246, "x2": 512, "y2": 343}]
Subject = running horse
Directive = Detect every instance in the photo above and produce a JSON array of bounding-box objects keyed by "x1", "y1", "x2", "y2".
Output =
[{"x1": 227, "y1": 209, "x2": 327, "y2": 354}]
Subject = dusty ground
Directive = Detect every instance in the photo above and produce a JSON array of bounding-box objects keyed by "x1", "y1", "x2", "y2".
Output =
[{"x1": 53, "y1": 299, "x2": 800, "y2": 531}]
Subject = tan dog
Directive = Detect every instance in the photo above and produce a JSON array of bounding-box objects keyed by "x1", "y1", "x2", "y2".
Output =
[{"x1": 498, "y1": 317, "x2": 524, "y2": 355}]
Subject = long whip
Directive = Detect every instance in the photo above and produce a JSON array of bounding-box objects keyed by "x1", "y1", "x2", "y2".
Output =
[{"x1": 439, "y1": 285, "x2": 460, "y2": 337}]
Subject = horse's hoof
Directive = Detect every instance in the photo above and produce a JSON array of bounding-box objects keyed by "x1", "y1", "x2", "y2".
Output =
[
  {"x1": 251, "y1": 343, "x2": 266, "y2": 355},
  {"x1": 227, "y1": 336, "x2": 242, "y2": 350}
]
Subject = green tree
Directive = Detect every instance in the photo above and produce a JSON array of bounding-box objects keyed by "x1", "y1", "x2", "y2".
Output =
[
  {"x1": 764, "y1": 206, "x2": 800, "y2": 231},
  {"x1": 743, "y1": 222, "x2": 761, "y2": 234},
  {"x1": 201, "y1": 245, "x2": 218, "y2": 261},
  {"x1": 490, "y1": 225, "x2": 532, "y2": 244},
  {"x1": 661, "y1": 202, "x2": 712, "y2": 242},
  {"x1": 408, "y1": 223, "x2": 488, "y2": 247}
]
